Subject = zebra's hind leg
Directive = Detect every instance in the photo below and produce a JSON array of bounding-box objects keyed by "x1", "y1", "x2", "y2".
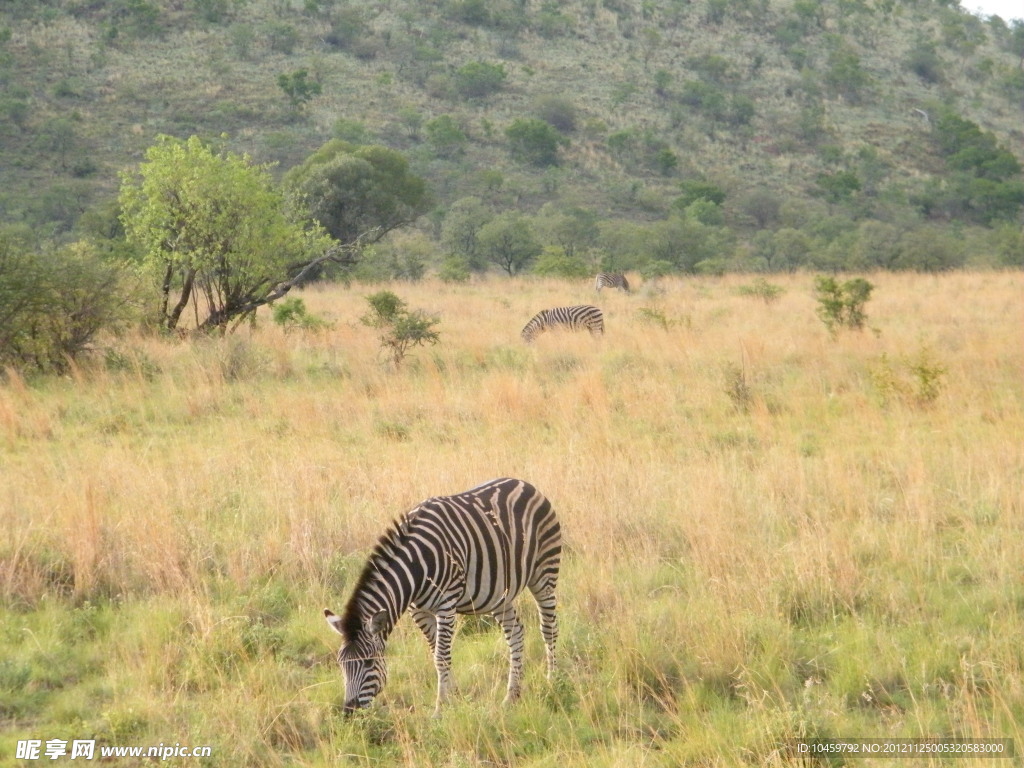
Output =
[
  {"x1": 431, "y1": 608, "x2": 457, "y2": 717},
  {"x1": 493, "y1": 605, "x2": 526, "y2": 704},
  {"x1": 529, "y1": 580, "x2": 559, "y2": 681}
]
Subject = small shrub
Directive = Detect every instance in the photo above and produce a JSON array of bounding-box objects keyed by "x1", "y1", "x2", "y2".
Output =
[
  {"x1": 271, "y1": 297, "x2": 330, "y2": 332},
  {"x1": 723, "y1": 362, "x2": 753, "y2": 413},
  {"x1": 907, "y1": 346, "x2": 947, "y2": 405},
  {"x1": 361, "y1": 291, "x2": 440, "y2": 368},
  {"x1": 814, "y1": 276, "x2": 874, "y2": 334},
  {"x1": 868, "y1": 347, "x2": 946, "y2": 407},
  {"x1": 636, "y1": 307, "x2": 672, "y2": 330},
  {"x1": 103, "y1": 347, "x2": 161, "y2": 380},
  {"x1": 738, "y1": 278, "x2": 785, "y2": 304},
  {"x1": 438, "y1": 256, "x2": 471, "y2": 284},
  {"x1": 868, "y1": 353, "x2": 911, "y2": 407},
  {"x1": 277, "y1": 69, "x2": 322, "y2": 110}
]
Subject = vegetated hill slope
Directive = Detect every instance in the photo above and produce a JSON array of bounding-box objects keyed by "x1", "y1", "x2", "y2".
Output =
[{"x1": 0, "y1": 0, "x2": 1021, "y2": 255}]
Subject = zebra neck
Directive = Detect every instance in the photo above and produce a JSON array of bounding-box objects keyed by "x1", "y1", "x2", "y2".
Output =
[{"x1": 354, "y1": 546, "x2": 425, "y2": 638}]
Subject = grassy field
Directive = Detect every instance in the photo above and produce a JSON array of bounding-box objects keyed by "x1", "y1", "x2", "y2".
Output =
[{"x1": 1, "y1": 272, "x2": 1022, "y2": 766}]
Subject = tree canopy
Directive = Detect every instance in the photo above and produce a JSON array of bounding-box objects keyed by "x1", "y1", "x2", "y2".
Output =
[
  {"x1": 284, "y1": 140, "x2": 433, "y2": 247},
  {"x1": 119, "y1": 135, "x2": 329, "y2": 332}
]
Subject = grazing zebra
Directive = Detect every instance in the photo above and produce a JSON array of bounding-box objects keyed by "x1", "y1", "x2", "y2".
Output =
[
  {"x1": 595, "y1": 272, "x2": 630, "y2": 293},
  {"x1": 520, "y1": 305, "x2": 604, "y2": 343},
  {"x1": 324, "y1": 477, "x2": 561, "y2": 716}
]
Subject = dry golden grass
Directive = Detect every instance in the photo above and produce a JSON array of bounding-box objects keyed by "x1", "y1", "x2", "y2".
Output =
[{"x1": 1, "y1": 271, "x2": 1022, "y2": 766}]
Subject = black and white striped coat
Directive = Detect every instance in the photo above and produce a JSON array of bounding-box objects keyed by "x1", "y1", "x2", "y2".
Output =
[
  {"x1": 595, "y1": 272, "x2": 630, "y2": 293},
  {"x1": 520, "y1": 305, "x2": 604, "y2": 343},
  {"x1": 325, "y1": 477, "x2": 561, "y2": 715}
]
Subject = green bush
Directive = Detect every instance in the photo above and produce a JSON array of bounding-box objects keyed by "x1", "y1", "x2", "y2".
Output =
[
  {"x1": 738, "y1": 278, "x2": 784, "y2": 304},
  {"x1": 453, "y1": 61, "x2": 507, "y2": 99},
  {"x1": 0, "y1": 237, "x2": 129, "y2": 374},
  {"x1": 813, "y1": 276, "x2": 874, "y2": 334},
  {"x1": 271, "y1": 297, "x2": 330, "y2": 332},
  {"x1": 361, "y1": 291, "x2": 440, "y2": 367},
  {"x1": 505, "y1": 118, "x2": 567, "y2": 166},
  {"x1": 277, "y1": 69, "x2": 322, "y2": 110},
  {"x1": 533, "y1": 95, "x2": 577, "y2": 132},
  {"x1": 425, "y1": 114, "x2": 468, "y2": 157}
]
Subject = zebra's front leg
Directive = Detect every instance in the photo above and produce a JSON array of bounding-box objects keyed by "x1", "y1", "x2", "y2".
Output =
[
  {"x1": 411, "y1": 607, "x2": 437, "y2": 655},
  {"x1": 431, "y1": 609, "x2": 457, "y2": 717},
  {"x1": 493, "y1": 605, "x2": 525, "y2": 704}
]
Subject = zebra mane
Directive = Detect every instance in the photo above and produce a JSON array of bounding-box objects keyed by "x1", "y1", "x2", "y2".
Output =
[{"x1": 339, "y1": 512, "x2": 420, "y2": 643}]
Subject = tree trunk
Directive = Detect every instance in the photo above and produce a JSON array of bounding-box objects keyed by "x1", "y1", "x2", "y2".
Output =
[{"x1": 166, "y1": 268, "x2": 196, "y2": 331}]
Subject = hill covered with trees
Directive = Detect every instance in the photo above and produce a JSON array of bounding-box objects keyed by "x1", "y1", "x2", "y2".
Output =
[{"x1": 1, "y1": 0, "x2": 1022, "y2": 293}]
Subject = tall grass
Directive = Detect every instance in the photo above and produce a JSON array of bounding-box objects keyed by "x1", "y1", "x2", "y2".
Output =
[{"x1": 1, "y1": 272, "x2": 1022, "y2": 766}]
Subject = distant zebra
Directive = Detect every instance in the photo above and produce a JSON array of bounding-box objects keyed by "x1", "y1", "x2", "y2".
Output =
[
  {"x1": 595, "y1": 272, "x2": 630, "y2": 293},
  {"x1": 520, "y1": 305, "x2": 604, "y2": 343},
  {"x1": 324, "y1": 477, "x2": 561, "y2": 716}
]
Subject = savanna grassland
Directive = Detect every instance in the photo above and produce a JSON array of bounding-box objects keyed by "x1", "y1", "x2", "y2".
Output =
[{"x1": 1, "y1": 272, "x2": 1022, "y2": 767}]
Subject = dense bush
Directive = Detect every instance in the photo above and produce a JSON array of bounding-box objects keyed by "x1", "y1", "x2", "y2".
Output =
[
  {"x1": 453, "y1": 61, "x2": 507, "y2": 99},
  {"x1": 0, "y1": 236, "x2": 130, "y2": 374},
  {"x1": 505, "y1": 118, "x2": 567, "y2": 167}
]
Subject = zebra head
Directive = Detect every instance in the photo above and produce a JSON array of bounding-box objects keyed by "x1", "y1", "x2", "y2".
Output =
[{"x1": 325, "y1": 608, "x2": 389, "y2": 713}]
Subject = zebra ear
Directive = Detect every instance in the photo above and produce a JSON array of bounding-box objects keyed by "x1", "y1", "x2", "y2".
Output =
[
  {"x1": 367, "y1": 609, "x2": 389, "y2": 636},
  {"x1": 324, "y1": 609, "x2": 344, "y2": 636}
]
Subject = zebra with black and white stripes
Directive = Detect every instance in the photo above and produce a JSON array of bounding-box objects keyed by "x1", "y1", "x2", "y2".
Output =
[
  {"x1": 520, "y1": 305, "x2": 604, "y2": 343},
  {"x1": 595, "y1": 272, "x2": 630, "y2": 293},
  {"x1": 324, "y1": 477, "x2": 561, "y2": 715}
]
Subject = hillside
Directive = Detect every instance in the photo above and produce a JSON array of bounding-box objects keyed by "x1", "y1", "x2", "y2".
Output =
[{"x1": 1, "y1": 0, "x2": 1022, "y2": 271}]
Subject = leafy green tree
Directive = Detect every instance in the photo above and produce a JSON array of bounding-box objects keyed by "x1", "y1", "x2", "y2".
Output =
[
  {"x1": 737, "y1": 189, "x2": 782, "y2": 229},
  {"x1": 33, "y1": 117, "x2": 78, "y2": 171},
  {"x1": 285, "y1": 140, "x2": 432, "y2": 248},
  {"x1": 425, "y1": 114, "x2": 468, "y2": 157},
  {"x1": 531, "y1": 245, "x2": 591, "y2": 278},
  {"x1": 505, "y1": 118, "x2": 567, "y2": 166},
  {"x1": 536, "y1": 205, "x2": 599, "y2": 259},
  {"x1": 597, "y1": 219, "x2": 648, "y2": 272},
  {"x1": 926, "y1": 111, "x2": 1024, "y2": 223},
  {"x1": 985, "y1": 224, "x2": 1021, "y2": 267},
  {"x1": 816, "y1": 170, "x2": 862, "y2": 202},
  {"x1": 895, "y1": 227, "x2": 965, "y2": 271},
  {"x1": 645, "y1": 216, "x2": 724, "y2": 273},
  {"x1": 120, "y1": 135, "x2": 330, "y2": 333},
  {"x1": 477, "y1": 212, "x2": 541, "y2": 275},
  {"x1": 441, "y1": 197, "x2": 492, "y2": 271},
  {"x1": 853, "y1": 220, "x2": 902, "y2": 269}
]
